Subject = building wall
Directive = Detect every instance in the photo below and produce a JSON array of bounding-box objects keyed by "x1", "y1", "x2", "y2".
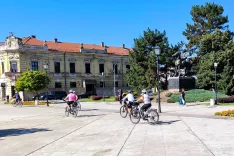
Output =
[{"x1": 0, "y1": 49, "x2": 130, "y2": 100}]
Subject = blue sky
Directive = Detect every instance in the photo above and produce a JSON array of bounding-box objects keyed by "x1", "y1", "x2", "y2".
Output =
[{"x1": 0, "y1": 0, "x2": 233, "y2": 48}]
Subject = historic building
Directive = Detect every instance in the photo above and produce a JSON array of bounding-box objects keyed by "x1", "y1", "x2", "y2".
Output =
[{"x1": 0, "y1": 33, "x2": 131, "y2": 100}]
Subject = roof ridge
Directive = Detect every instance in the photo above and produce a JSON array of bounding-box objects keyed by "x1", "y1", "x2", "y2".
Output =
[{"x1": 22, "y1": 36, "x2": 32, "y2": 44}]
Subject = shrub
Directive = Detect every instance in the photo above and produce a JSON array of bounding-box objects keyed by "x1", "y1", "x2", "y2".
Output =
[
  {"x1": 221, "y1": 111, "x2": 229, "y2": 116},
  {"x1": 104, "y1": 96, "x2": 110, "y2": 98},
  {"x1": 230, "y1": 114, "x2": 234, "y2": 117},
  {"x1": 167, "y1": 98, "x2": 176, "y2": 103},
  {"x1": 165, "y1": 92, "x2": 173, "y2": 97},
  {"x1": 214, "y1": 112, "x2": 221, "y2": 116},
  {"x1": 167, "y1": 89, "x2": 228, "y2": 103},
  {"x1": 217, "y1": 96, "x2": 234, "y2": 103},
  {"x1": 91, "y1": 96, "x2": 102, "y2": 100}
]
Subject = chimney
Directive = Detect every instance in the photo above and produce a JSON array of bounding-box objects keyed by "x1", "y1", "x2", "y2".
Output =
[
  {"x1": 31, "y1": 35, "x2": 36, "y2": 38},
  {"x1": 101, "y1": 42, "x2": 104, "y2": 47},
  {"x1": 54, "y1": 38, "x2": 58, "y2": 43},
  {"x1": 122, "y1": 43, "x2": 125, "y2": 49}
]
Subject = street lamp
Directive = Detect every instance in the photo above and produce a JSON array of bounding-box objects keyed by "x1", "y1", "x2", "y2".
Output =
[
  {"x1": 102, "y1": 72, "x2": 105, "y2": 101},
  {"x1": 113, "y1": 64, "x2": 117, "y2": 96},
  {"x1": 214, "y1": 62, "x2": 218, "y2": 104},
  {"x1": 43, "y1": 63, "x2": 49, "y2": 107},
  {"x1": 154, "y1": 46, "x2": 161, "y2": 113}
]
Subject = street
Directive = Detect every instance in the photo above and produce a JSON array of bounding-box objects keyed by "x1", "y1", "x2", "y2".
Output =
[{"x1": 0, "y1": 102, "x2": 234, "y2": 156}]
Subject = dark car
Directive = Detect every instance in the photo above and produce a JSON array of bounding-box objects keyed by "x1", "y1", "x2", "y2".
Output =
[
  {"x1": 32, "y1": 92, "x2": 46, "y2": 100},
  {"x1": 78, "y1": 91, "x2": 96, "y2": 99},
  {"x1": 40, "y1": 91, "x2": 67, "y2": 100}
]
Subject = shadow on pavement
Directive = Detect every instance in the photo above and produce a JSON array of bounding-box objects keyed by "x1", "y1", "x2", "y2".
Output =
[
  {"x1": 0, "y1": 128, "x2": 51, "y2": 138},
  {"x1": 78, "y1": 114, "x2": 105, "y2": 117},
  {"x1": 80, "y1": 109, "x2": 99, "y2": 112},
  {"x1": 157, "y1": 120, "x2": 180, "y2": 125}
]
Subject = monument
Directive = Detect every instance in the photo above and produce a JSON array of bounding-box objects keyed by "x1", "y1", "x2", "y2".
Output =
[{"x1": 168, "y1": 48, "x2": 196, "y2": 91}]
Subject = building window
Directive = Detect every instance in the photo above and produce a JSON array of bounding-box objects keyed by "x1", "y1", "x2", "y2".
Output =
[
  {"x1": 31, "y1": 61, "x2": 39, "y2": 71},
  {"x1": 54, "y1": 62, "x2": 60, "y2": 73},
  {"x1": 100, "y1": 81, "x2": 105, "y2": 87},
  {"x1": 55, "y1": 82, "x2": 62, "y2": 88},
  {"x1": 99, "y1": 64, "x2": 104, "y2": 74},
  {"x1": 70, "y1": 82, "x2": 76, "y2": 88},
  {"x1": 70, "y1": 63, "x2": 75, "y2": 73},
  {"x1": 85, "y1": 63, "x2": 90, "y2": 73},
  {"x1": 1, "y1": 62, "x2": 4, "y2": 73},
  {"x1": 10, "y1": 62, "x2": 17, "y2": 73},
  {"x1": 113, "y1": 64, "x2": 118, "y2": 74},
  {"x1": 126, "y1": 65, "x2": 130, "y2": 70},
  {"x1": 115, "y1": 81, "x2": 118, "y2": 87}
]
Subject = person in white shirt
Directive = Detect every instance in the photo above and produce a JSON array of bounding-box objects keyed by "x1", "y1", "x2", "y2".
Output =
[
  {"x1": 121, "y1": 90, "x2": 135, "y2": 113},
  {"x1": 136, "y1": 89, "x2": 151, "y2": 119}
]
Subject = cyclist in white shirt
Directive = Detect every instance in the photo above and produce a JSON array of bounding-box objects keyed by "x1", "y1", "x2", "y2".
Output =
[
  {"x1": 136, "y1": 89, "x2": 151, "y2": 119},
  {"x1": 121, "y1": 90, "x2": 135, "y2": 113}
]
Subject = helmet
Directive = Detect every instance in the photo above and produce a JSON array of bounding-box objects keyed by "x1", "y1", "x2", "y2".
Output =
[
  {"x1": 73, "y1": 91, "x2": 76, "y2": 93},
  {"x1": 69, "y1": 90, "x2": 73, "y2": 93},
  {"x1": 141, "y1": 89, "x2": 147, "y2": 94},
  {"x1": 128, "y1": 90, "x2": 132, "y2": 93}
]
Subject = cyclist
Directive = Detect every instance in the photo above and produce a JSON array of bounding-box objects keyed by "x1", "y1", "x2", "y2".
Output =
[
  {"x1": 121, "y1": 90, "x2": 135, "y2": 113},
  {"x1": 13, "y1": 92, "x2": 21, "y2": 103},
  {"x1": 136, "y1": 89, "x2": 151, "y2": 119},
  {"x1": 64, "y1": 90, "x2": 78, "y2": 110}
]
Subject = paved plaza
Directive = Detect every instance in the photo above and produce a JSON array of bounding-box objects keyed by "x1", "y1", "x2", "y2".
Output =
[{"x1": 1, "y1": 102, "x2": 234, "y2": 156}]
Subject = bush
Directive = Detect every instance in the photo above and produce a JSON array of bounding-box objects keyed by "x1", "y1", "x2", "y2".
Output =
[
  {"x1": 165, "y1": 92, "x2": 173, "y2": 97},
  {"x1": 217, "y1": 96, "x2": 234, "y2": 103},
  {"x1": 167, "y1": 89, "x2": 228, "y2": 103},
  {"x1": 91, "y1": 96, "x2": 102, "y2": 100},
  {"x1": 214, "y1": 109, "x2": 234, "y2": 117}
]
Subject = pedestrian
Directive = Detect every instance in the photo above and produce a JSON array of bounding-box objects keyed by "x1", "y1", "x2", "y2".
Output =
[
  {"x1": 118, "y1": 89, "x2": 123, "y2": 104},
  {"x1": 181, "y1": 88, "x2": 186, "y2": 106}
]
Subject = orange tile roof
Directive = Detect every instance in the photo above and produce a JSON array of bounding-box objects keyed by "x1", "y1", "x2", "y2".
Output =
[{"x1": 22, "y1": 36, "x2": 131, "y2": 56}]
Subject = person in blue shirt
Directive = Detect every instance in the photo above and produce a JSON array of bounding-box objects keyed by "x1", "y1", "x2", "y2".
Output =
[{"x1": 14, "y1": 92, "x2": 21, "y2": 103}]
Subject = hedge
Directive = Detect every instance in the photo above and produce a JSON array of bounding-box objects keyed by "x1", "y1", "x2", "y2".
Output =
[{"x1": 217, "y1": 96, "x2": 234, "y2": 103}]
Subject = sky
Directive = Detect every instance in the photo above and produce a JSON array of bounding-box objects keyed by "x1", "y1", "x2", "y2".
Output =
[{"x1": 0, "y1": 0, "x2": 234, "y2": 48}]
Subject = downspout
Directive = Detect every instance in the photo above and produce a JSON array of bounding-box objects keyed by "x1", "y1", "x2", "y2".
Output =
[
  {"x1": 121, "y1": 55, "x2": 124, "y2": 87},
  {"x1": 64, "y1": 52, "x2": 67, "y2": 92}
]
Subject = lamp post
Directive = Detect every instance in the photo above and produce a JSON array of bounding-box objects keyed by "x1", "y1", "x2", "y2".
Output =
[
  {"x1": 102, "y1": 72, "x2": 105, "y2": 101},
  {"x1": 43, "y1": 63, "x2": 49, "y2": 107},
  {"x1": 214, "y1": 62, "x2": 218, "y2": 104},
  {"x1": 154, "y1": 46, "x2": 161, "y2": 113},
  {"x1": 113, "y1": 64, "x2": 117, "y2": 96}
]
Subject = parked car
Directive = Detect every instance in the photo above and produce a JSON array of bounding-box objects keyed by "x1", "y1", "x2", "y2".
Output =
[
  {"x1": 78, "y1": 91, "x2": 96, "y2": 99},
  {"x1": 32, "y1": 92, "x2": 46, "y2": 100},
  {"x1": 40, "y1": 91, "x2": 67, "y2": 100}
]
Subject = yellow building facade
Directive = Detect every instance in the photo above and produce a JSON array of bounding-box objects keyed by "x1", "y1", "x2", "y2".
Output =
[{"x1": 0, "y1": 34, "x2": 130, "y2": 100}]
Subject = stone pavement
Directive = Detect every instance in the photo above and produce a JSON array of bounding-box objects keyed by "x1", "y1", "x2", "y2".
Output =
[{"x1": 0, "y1": 102, "x2": 234, "y2": 156}]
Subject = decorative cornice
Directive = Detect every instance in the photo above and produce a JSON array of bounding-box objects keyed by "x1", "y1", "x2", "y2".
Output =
[
  {"x1": 29, "y1": 55, "x2": 41, "y2": 61},
  {"x1": 52, "y1": 57, "x2": 62, "y2": 62},
  {"x1": 98, "y1": 58, "x2": 105, "y2": 63},
  {"x1": 68, "y1": 57, "x2": 77, "y2": 62},
  {"x1": 9, "y1": 55, "x2": 19, "y2": 60},
  {"x1": 84, "y1": 58, "x2": 92, "y2": 63}
]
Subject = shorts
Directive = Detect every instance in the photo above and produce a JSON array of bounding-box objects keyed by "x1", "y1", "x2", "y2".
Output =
[
  {"x1": 127, "y1": 101, "x2": 134, "y2": 108},
  {"x1": 67, "y1": 101, "x2": 74, "y2": 105}
]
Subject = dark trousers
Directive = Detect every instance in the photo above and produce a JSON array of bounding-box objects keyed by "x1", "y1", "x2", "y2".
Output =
[{"x1": 141, "y1": 103, "x2": 151, "y2": 112}]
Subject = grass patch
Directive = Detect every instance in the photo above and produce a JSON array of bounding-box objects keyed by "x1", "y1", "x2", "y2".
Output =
[
  {"x1": 167, "y1": 89, "x2": 228, "y2": 103},
  {"x1": 82, "y1": 96, "x2": 117, "y2": 102}
]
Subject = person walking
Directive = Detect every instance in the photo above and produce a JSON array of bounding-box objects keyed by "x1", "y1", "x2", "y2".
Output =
[
  {"x1": 118, "y1": 89, "x2": 123, "y2": 104},
  {"x1": 181, "y1": 88, "x2": 186, "y2": 106}
]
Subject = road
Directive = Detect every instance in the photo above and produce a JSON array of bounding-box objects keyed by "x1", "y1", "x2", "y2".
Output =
[{"x1": 0, "y1": 102, "x2": 234, "y2": 156}]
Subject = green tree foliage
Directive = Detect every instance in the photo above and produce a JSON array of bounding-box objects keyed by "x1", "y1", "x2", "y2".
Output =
[
  {"x1": 197, "y1": 29, "x2": 234, "y2": 95},
  {"x1": 183, "y1": 2, "x2": 228, "y2": 50},
  {"x1": 125, "y1": 28, "x2": 179, "y2": 91},
  {"x1": 15, "y1": 71, "x2": 50, "y2": 93}
]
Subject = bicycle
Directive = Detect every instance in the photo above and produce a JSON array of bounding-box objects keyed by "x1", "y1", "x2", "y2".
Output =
[
  {"x1": 12, "y1": 99, "x2": 23, "y2": 107},
  {"x1": 129, "y1": 102, "x2": 159, "y2": 125},
  {"x1": 74, "y1": 100, "x2": 81, "y2": 111},
  {"x1": 65, "y1": 102, "x2": 78, "y2": 117},
  {"x1": 119, "y1": 100, "x2": 130, "y2": 118}
]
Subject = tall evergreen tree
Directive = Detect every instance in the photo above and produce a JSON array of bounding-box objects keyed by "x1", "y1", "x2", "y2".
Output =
[{"x1": 183, "y1": 2, "x2": 229, "y2": 50}]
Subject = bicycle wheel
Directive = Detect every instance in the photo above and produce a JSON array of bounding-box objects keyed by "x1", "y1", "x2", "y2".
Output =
[
  {"x1": 129, "y1": 108, "x2": 141, "y2": 124},
  {"x1": 77, "y1": 102, "x2": 81, "y2": 111},
  {"x1": 18, "y1": 101, "x2": 23, "y2": 107},
  {"x1": 72, "y1": 107, "x2": 78, "y2": 117},
  {"x1": 65, "y1": 107, "x2": 69, "y2": 117},
  {"x1": 120, "y1": 105, "x2": 128, "y2": 118},
  {"x1": 12, "y1": 101, "x2": 17, "y2": 107},
  {"x1": 147, "y1": 109, "x2": 159, "y2": 125}
]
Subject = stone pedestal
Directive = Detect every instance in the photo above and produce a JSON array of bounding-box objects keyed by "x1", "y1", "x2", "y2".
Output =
[{"x1": 168, "y1": 76, "x2": 196, "y2": 91}]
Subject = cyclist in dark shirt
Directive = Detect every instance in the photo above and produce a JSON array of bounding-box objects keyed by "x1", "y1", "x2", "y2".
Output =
[{"x1": 14, "y1": 92, "x2": 21, "y2": 103}]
